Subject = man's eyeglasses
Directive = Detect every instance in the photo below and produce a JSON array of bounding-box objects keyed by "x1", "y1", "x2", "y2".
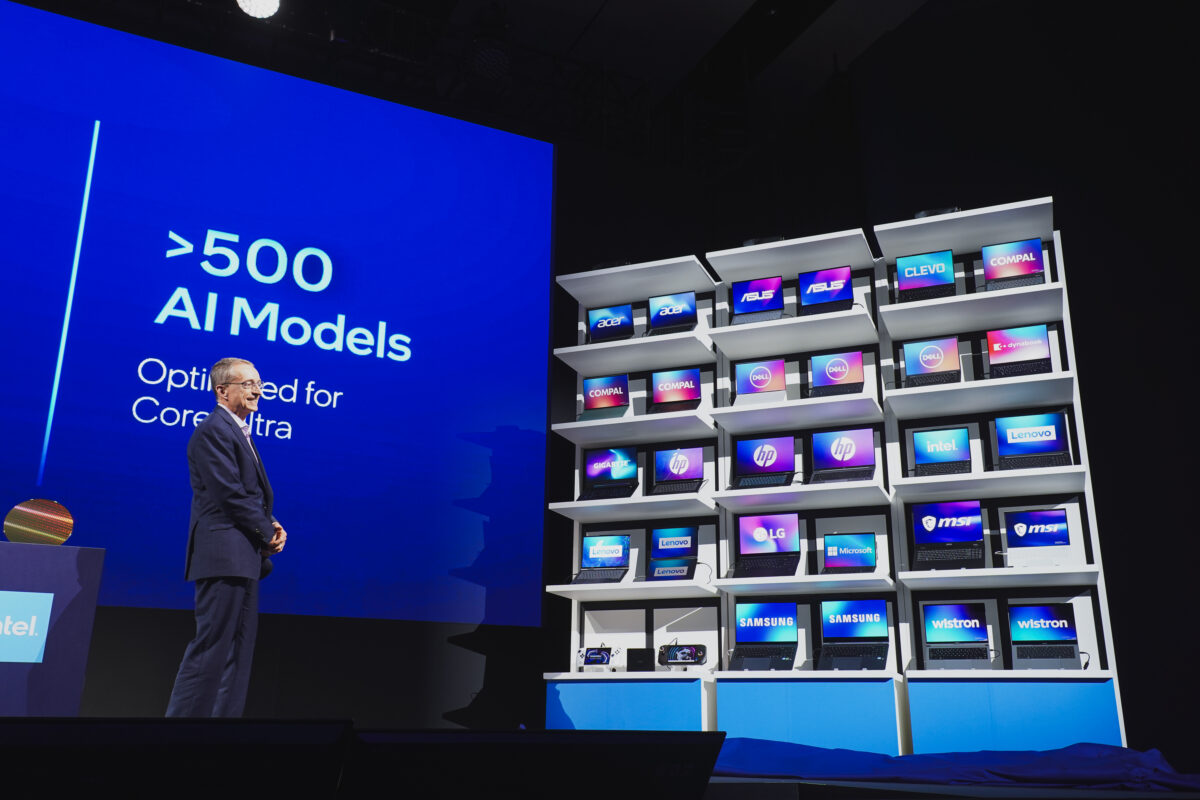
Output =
[{"x1": 220, "y1": 380, "x2": 264, "y2": 390}]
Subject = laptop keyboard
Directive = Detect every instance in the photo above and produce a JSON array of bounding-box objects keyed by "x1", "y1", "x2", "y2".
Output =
[
  {"x1": 571, "y1": 568, "x2": 626, "y2": 584},
  {"x1": 1017, "y1": 645, "x2": 1077, "y2": 659},
  {"x1": 898, "y1": 285, "x2": 956, "y2": 302},
  {"x1": 808, "y1": 382, "x2": 863, "y2": 397},
  {"x1": 914, "y1": 543, "x2": 983, "y2": 564},
  {"x1": 732, "y1": 554, "x2": 800, "y2": 578},
  {"x1": 986, "y1": 273, "x2": 1046, "y2": 291},
  {"x1": 928, "y1": 646, "x2": 989, "y2": 661},
  {"x1": 989, "y1": 359, "x2": 1052, "y2": 379},
  {"x1": 1000, "y1": 452, "x2": 1072, "y2": 470},
  {"x1": 577, "y1": 484, "x2": 637, "y2": 501},
  {"x1": 731, "y1": 473, "x2": 793, "y2": 489},
  {"x1": 904, "y1": 371, "x2": 960, "y2": 388},
  {"x1": 818, "y1": 642, "x2": 889, "y2": 670},
  {"x1": 648, "y1": 479, "x2": 704, "y2": 495},
  {"x1": 808, "y1": 466, "x2": 875, "y2": 483},
  {"x1": 732, "y1": 309, "x2": 785, "y2": 325},
  {"x1": 914, "y1": 461, "x2": 971, "y2": 476}
]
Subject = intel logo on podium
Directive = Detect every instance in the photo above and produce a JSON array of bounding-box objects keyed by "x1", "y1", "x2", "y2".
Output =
[{"x1": 0, "y1": 591, "x2": 54, "y2": 663}]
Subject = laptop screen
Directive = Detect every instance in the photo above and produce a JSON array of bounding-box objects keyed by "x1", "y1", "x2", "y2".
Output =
[
  {"x1": 824, "y1": 533, "x2": 876, "y2": 569},
  {"x1": 738, "y1": 513, "x2": 800, "y2": 555},
  {"x1": 650, "y1": 527, "x2": 699, "y2": 559},
  {"x1": 811, "y1": 351, "x2": 864, "y2": 389},
  {"x1": 913, "y1": 427, "x2": 970, "y2": 466},
  {"x1": 821, "y1": 599, "x2": 888, "y2": 641},
  {"x1": 903, "y1": 336, "x2": 959, "y2": 377},
  {"x1": 647, "y1": 291, "x2": 697, "y2": 331},
  {"x1": 731, "y1": 276, "x2": 784, "y2": 315},
  {"x1": 646, "y1": 558, "x2": 693, "y2": 581},
  {"x1": 653, "y1": 447, "x2": 704, "y2": 482},
  {"x1": 735, "y1": 359, "x2": 786, "y2": 394},
  {"x1": 580, "y1": 535, "x2": 630, "y2": 569},
  {"x1": 896, "y1": 250, "x2": 953, "y2": 292},
  {"x1": 1009, "y1": 604, "x2": 1077, "y2": 643},
  {"x1": 912, "y1": 501, "x2": 984, "y2": 544},
  {"x1": 987, "y1": 324, "x2": 1051, "y2": 366},
  {"x1": 982, "y1": 238, "x2": 1045, "y2": 282},
  {"x1": 735, "y1": 601, "x2": 798, "y2": 643},
  {"x1": 587, "y1": 304, "x2": 633, "y2": 341},
  {"x1": 734, "y1": 436, "x2": 795, "y2": 476},
  {"x1": 995, "y1": 412, "x2": 1069, "y2": 458},
  {"x1": 924, "y1": 603, "x2": 988, "y2": 644},
  {"x1": 1005, "y1": 509, "x2": 1070, "y2": 547},
  {"x1": 798, "y1": 266, "x2": 852, "y2": 308},
  {"x1": 582, "y1": 374, "x2": 629, "y2": 410},
  {"x1": 651, "y1": 368, "x2": 702, "y2": 404},
  {"x1": 583, "y1": 447, "x2": 637, "y2": 485},
  {"x1": 811, "y1": 428, "x2": 875, "y2": 471}
]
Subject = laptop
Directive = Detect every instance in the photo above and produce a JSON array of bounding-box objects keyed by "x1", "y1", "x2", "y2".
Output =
[
  {"x1": 901, "y1": 336, "x2": 961, "y2": 387},
  {"x1": 648, "y1": 368, "x2": 703, "y2": 413},
  {"x1": 817, "y1": 599, "x2": 889, "y2": 670},
  {"x1": 648, "y1": 446, "x2": 706, "y2": 495},
  {"x1": 821, "y1": 533, "x2": 876, "y2": 575},
  {"x1": 577, "y1": 447, "x2": 639, "y2": 501},
  {"x1": 808, "y1": 428, "x2": 876, "y2": 483},
  {"x1": 1003, "y1": 508, "x2": 1070, "y2": 568},
  {"x1": 1009, "y1": 603, "x2": 1082, "y2": 669},
  {"x1": 982, "y1": 238, "x2": 1047, "y2": 292},
  {"x1": 729, "y1": 436, "x2": 795, "y2": 489},
  {"x1": 995, "y1": 412, "x2": 1072, "y2": 470},
  {"x1": 730, "y1": 513, "x2": 801, "y2": 578},
  {"x1": 797, "y1": 266, "x2": 853, "y2": 316},
  {"x1": 586, "y1": 303, "x2": 634, "y2": 343},
  {"x1": 733, "y1": 358, "x2": 786, "y2": 400},
  {"x1": 987, "y1": 324, "x2": 1052, "y2": 379},
  {"x1": 647, "y1": 291, "x2": 698, "y2": 335},
  {"x1": 571, "y1": 534, "x2": 630, "y2": 584},
  {"x1": 896, "y1": 250, "x2": 955, "y2": 302},
  {"x1": 645, "y1": 527, "x2": 699, "y2": 581},
  {"x1": 579, "y1": 374, "x2": 629, "y2": 421},
  {"x1": 808, "y1": 351, "x2": 864, "y2": 397},
  {"x1": 730, "y1": 276, "x2": 785, "y2": 325},
  {"x1": 911, "y1": 501, "x2": 985, "y2": 570},
  {"x1": 922, "y1": 603, "x2": 992, "y2": 668},
  {"x1": 728, "y1": 601, "x2": 798, "y2": 670},
  {"x1": 912, "y1": 427, "x2": 971, "y2": 476}
]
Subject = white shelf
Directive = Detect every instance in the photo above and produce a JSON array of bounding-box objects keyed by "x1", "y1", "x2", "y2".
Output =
[
  {"x1": 891, "y1": 465, "x2": 1086, "y2": 502},
  {"x1": 714, "y1": 670, "x2": 902, "y2": 681},
  {"x1": 552, "y1": 410, "x2": 715, "y2": 447},
  {"x1": 883, "y1": 372, "x2": 1075, "y2": 419},
  {"x1": 877, "y1": 281, "x2": 1064, "y2": 341},
  {"x1": 710, "y1": 394, "x2": 883, "y2": 435},
  {"x1": 898, "y1": 565, "x2": 1100, "y2": 591},
  {"x1": 545, "y1": 579, "x2": 720, "y2": 602},
  {"x1": 555, "y1": 255, "x2": 717, "y2": 308},
  {"x1": 548, "y1": 493, "x2": 717, "y2": 523},
  {"x1": 554, "y1": 330, "x2": 715, "y2": 376},
  {"x1": 714, "y1": 572, "x2": 895, "y2": 596},
  {"x1": 873, "y1": 197, "x2": 1053, "y2": 262},
  {"x1": 904, "y1": 669, "x2": 1113, "y2": 681},
  {"x1": 708, "y1": 305, "x2": 879, "y2": 361},
  {"x1": 713, "y1": 481, "x2": 891, "y2": 513},
  {"x1": 545, "y1": 671, "x2": 714, "y2": 681},
  {"x1": 705, "y1": 228, "x2": 876, "y2": 283}
]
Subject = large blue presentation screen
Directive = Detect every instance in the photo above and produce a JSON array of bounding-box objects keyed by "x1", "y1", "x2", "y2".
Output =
[{"x1": 0, "y1": 2, "x2": 552, "y2": 626}]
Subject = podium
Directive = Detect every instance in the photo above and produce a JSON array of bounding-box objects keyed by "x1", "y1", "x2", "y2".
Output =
[{"x1": 0, "y1": 541, "x2": 104, "y2": 715}]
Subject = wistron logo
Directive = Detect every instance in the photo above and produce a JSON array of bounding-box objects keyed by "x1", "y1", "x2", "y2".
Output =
[
  {"x1": 830, "y1": 436, "x2": 857, "y2": 462},
  {"x1": 930, "y1": 618, "x2": 981, "y2": 629},
  {"x1": 1006, "y1": 425, "x2": 1056, "y2": 444},
  {"x1": 749, "y1": 366, "x2": 774, "y2": 389},
  {"x1": 918, "y1": 345, "x2": 945, "y2": 369},
  {"x1": 740, "y1": 615, "x2": 794, "y2": 627},
  {"x1": 588, "y1": 544, "x2": 624, "y2": 559},
  {"x1": 989, "y1": 253, "x2": 1038, "y2": 266},
  {"x1": 902, "y1": 262, "x2": 947, "y2": 278},
  {"x1": 653, "y1": 566, "x2": 688, "y2": 577},
  {"x1": 668, "y1": 452, "x2": 691, "y2": 475},
  {"x1": 741, "y1": 290, "x2": 775, "y2": 302},
  {"x1": 921, "y1": 514, "x2": 974, "y2": 532},
  {"x1": 1015, "y1": 618, "x2": 1068, "y2": 629},
  {"x1": 751, "y1": 527, "x2": 787, "y2": 543},
  {"x1": 752, "y1": 444, "x2": 778, "y2": 468},
  {"x1": 1012, "y1": 522, "x2": 1063, "y2": 537},
  {"x1": 806, "y1": 280, "x2": 846, "y2": 294},
  {"x1": 825, "y1": 358, "x2": 850, "y2": 381},
  {"x1": 0, "y1": 590, "x2": 54, "y2": 664},
  {"x1": 828, "y1": 613, "x2": 881, "y2": 624},
  {"x1": 659, "y1": 536, "x2": 692, "y2": 549},
  {"x1": 595, "y1": 316, "x2": 625, "y2": 328}
]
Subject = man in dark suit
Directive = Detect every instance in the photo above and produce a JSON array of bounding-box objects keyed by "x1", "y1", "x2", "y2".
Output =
[{"x1": 166, "y1": 357, "x2": 286, "y2": 717}]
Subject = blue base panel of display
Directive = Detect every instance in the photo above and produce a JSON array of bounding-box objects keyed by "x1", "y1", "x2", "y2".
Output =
[
  {"x1": 546, "y1": 679, "x2": 706, "y2": 731},
  {"x1": 908, "y1": 678, "x2": 1122, "y2": 753},
  {"x1": 716, "y1": 678, "x2": 900, "y2": 755}
]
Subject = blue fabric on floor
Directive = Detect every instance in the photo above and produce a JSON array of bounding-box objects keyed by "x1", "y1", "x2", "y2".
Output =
[{"x1": 714, "y1": 738, "x2": 1200, "y2": 792}]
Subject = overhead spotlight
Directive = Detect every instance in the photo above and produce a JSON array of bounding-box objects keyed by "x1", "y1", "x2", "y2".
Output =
[{"x1": 237, "y1": 0, "x2": 279, "y2": 18}]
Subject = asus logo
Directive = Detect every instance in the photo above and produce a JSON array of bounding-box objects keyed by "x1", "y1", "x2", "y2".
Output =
[
  {"x1": 657, "y1": 304, "x2": 687, "y2": 316},
  {"x1": 921, "y1": 515, "x2": 974, "y2": 531},
  {"x1": 595, "y1": 317, "x2": 625, "y2": 328},
  {"x1": 901, "y1": 263, "x2": 947, "y2": 278},
  {"x1": 806, "y1": 280, "x2": 846, "y2": 294},
  {"x1": 740, "y1": 290, "x2": 775, "y2": 302},
  {"x1": 1006, "y1": 425, "x2": 1056, "y2": 443}
]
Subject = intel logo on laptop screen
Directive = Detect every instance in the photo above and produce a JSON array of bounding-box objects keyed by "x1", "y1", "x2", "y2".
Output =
[
  {"x1": 903, "y1": 337, "x2": 959, "y2": 376},
  {"x1": 587, "y1": 304, "x2": 633, "y2": 341},
  {"x1": 912, "y1": 501, "x2": 983, "y2": 544},
  {"x1": 736, "y1": 602, "x2": 797, "y2": 643},
  {"x1": 896, "y1": 250, "x2": 953, "y2": 291},
  {"x1": 654, "y1": 447, "x2": 704, "y2": 481},
  {"x1": 811, "y1": 428, "x2": 875, "y2": 470},
  {"x1": 811, "y1": 351, "x2": 863, "y2": 388},
  {"x1": 824, "y1": 533, "x2": 875, "y2": 569},
  {"x1": 798, "y1": 266, "x2": 852, "y2": 307},
  {"x1": 739, "y1": 513, "x2": 800, "y2": 555},
  {"x1": 735, "y1": 436, "x2": 794, "y2": 475},
  {"x1": 582, "y1": 374, "x2": 629, "y2": 410},
  {"x1": 987, "y1": 324, "x2": 1050, "y2": 366},
  {"x1": 735, "y1": 359, "x2": 786, "y2": 394},
  {"x1": 732, "y1": 276, "x2": 784, "y2": 314},
  {"x1": 584, "y1": 447, "x2": 637, "y2": 482},
  {"x1": 1009, "y1": 604, "x2": 1077, "y2": 642},
  {"x1": 913, "y1": 428, "x2": 969, "y2": 465},
  {"x1": 982, "y1": 238, "x2": 1044, "y2": 281},
  {"x1": 924, "y1": 603, "x2": 988, "y2": 644},
  {"x1": 651, "y1": 368, "x2": 702, "y2": 404},
  {"x1": 1006, "y1": 509, "x2": 1069, "y2": 547},
  {"x1": 995, "y1": 413, "x2": 1067, "y2": 457},
  {"x1": 650, "y1": 527, "x2": 698, "y2": 559},
  {"x1": 821, "y1": 599, "x2": 887, "y2": 639},
  {"x1": 648, "y1": 291, "x2": 697, "y2": 330}
]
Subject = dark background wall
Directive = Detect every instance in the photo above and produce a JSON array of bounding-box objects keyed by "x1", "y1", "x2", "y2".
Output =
[{"x1": 25, "y1": 0, "x2": 1195, "y2": 772}]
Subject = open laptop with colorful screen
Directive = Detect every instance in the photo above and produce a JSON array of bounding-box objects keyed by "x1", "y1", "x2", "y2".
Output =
[
  {"x1": 1003, "y1": 509, "x2": 1070, "y2": 568},
  {"x1": 817, "y1": 599, "x2": 889, "y2": 670},
  {"x1": 986, "y1": 324, "x2": 1052, "y2": 379},
  {"x1": 809, "y1": 428, "x2": 875, "y2": 483},
  {"x1": 586, "y1": 303, "x2": 634, "y2": 343},
  {"x1": 646, "y1": 526, "x2": 699, "y2": 581},
  {"x1": 647, "y1": 290, "x2": 697, "y2": 335},
  {"x1": 729, "y1": 601, "x2": 798, "y2": 670},
  {"x1": 577, "y1": 447, "x2": 638, "y2": 500},
  {"x1": 649, "y1": 446, "x2": 705, "y2": 495},
  {"x1": 734, "y1": 358, "x2": 786, "y2": 399},
  {"x1": 913, "y1": 427, "x2": 971, "y2": 476},
  {"x1": 572, "y1": 534, "x2": 630, "y2": 584},
  {"x1": 730, "y1": 436, "x2": 795, "y2": 489},
  {"x1": 902, "y1": 336, "x2": 960, "y2": 387},
  {"x1": 911, "y1": 501, "x2": 985, "y2": 570},
  {"x1": 821, "y1": 533, "x2": 876, "y2": 574},
  {"x1": 731, "y1": 513, "x2": 801, "y2": 578},
  {"x1": 809, "y1": 351, "x2": 864, "y2": 397},
  {"x1": 994, "y1": 412, "x2": 1072, "y2": 470},
  {"x1": 1009, "y1": 603, "x2": 1082, "y2": 669},
  {"x1": 649, "y1": 368, "x2": 703, "y2": 412},
  {"x1": 798, "y1": 266, "x2": 853, "y2": 316},
  {"x1": 982, "y1": 238, "x2": 1046, "y2": 291},
  {"x1": 731, "y1": 276, "x2": 785, "y2": 325},
  {"x1": 580, "y1": 374, "x2": 629, "y2": 420},
  {"x1": 922, "y1": 602, "x2": 991, "y2": 668},
  {"x1": 896, "y1": 250, "x2": 955, "y2": 302}
]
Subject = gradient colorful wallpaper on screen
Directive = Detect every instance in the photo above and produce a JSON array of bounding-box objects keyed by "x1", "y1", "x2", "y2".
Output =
[
  {"x1": 732, "y1": 276, "x2": 784, "y2": 314},
  {"x1": 811, "y1": 351, "x2": 864, "y2": 388},
  {"x1": 735, "y1": 359, "x2": 786, "y2": 394},
  {"x1": 896, "y1": 250, "x2": 953, "y2": 291},
  {"x1": 824, "y1": 533, "x2": 876, "y2": 569},
  {"x1": 735, "y1": 436, "x2": 795, "y2": 475},
  {"x1": 651, "y1": 368, "x2": 702, "y2": 403},
  {"x1": 903, "y1": 337, "x2": 960, "y2": 376},
  {"x1": 647, "y1": 557, "x2": 693, "y2": 581},
  {"x1": 648, "y1": 291, "x2": 697, "y2": 330},
  {"x1": 912, "y1": 501, "x2": 983, "y2": 544},
  {"x1": 735, "y1": 602, "x2": 798, "y2": 643},
  {"x1": 650, "y1": 527, "x2": 699, "y2": 559},
  {"x1": 654, "y1": 447, "x2": 704, "y2": 482},
  {"x1": 738, "y1": 513, "x2": 801, "y2": 555},
  {"x1": 811, "y1": 428, "x2": 875, "y2": 470},
  {"x1": 587, "y1": 303, "x2": 633, "y2": 341},
  {"x1": 1009, "y1": 604, "x2": 1077, "y2": 642},
  {"x1": 913, "y1": 427, "x2": 970, "y2": 465},
  {"x1": 1006, "y1": 509, "x2": 1070, "y2": 547},
  {"x1": 995, "y1": 412, "x2": 1068, "y2": 457},
  {"x1": 580, "y1": 535, "x2": 630, "y2": 569},
  {"x1": 798, "y1": 266, "x2": 852, "y2": 307},
  {"x1": 584, "y1": 447, "x2": 637, "y2": 482},
  {"x1": 923, "y1": 603, "x2": 988, "y2": 644},
  {"x1": 982, "y1": 238, "x2": 1045, "y2": 281},
  {"x1": 582, "y1": 374, "x2": 629, "y2": 410},
  {"x1": 987, "y1": 324, "x2": 1050, "y2": 366},
  {"x1": 821, "y1": 599, "x2": 888, "y2": 639}
]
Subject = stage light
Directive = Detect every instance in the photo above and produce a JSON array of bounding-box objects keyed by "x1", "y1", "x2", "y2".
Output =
[{"x1": 237, "y1": 0, "x2": 279, "y2": 19}]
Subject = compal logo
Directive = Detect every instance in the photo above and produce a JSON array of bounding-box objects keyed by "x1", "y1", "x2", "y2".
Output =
[
  {"x1": 825, "y1": 358, "x2": 849, "y2": 382},
  {"x1": 668, "y1": 452, "x2": 691, "y2": 475},
  {"x1": 0, "y1": 590, "x2": 54, "y2": 664},
  {"x1": 749, "y1": 366, "x2": 774, "y2": 389},
  {"x1": 830, "y1": 436, "x2": 857, "y2": 462},
  {"x1": 918, "y1": 345, "x2": 945, "y2": 369},
  {"x1": 753, "y1": 444, "x2": 778, "y2": 468},
  {"x1": 741, "y1": 290, "x2": 774, "y2": 302}
]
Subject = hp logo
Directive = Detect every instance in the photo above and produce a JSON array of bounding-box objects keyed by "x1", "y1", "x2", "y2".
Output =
[
  {"x1": 830, "y1": 436, "x2": 857, "y2": 462},
  {"x1": 753, "y1": 444, "x2": 778, "y2": 467},
  {"x1": 668, "y1": 452, "x2": 690, "y2": 475}
]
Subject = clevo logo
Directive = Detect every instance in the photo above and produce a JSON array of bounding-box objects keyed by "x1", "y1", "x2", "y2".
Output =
[
  {"x1": 752, "y1": 444, "x2": 778, "y2": 468},
  {"x1": 902, "y1": 263, "x2": 947, "y2": 278},
  {"x1": 1006, "y1": 425, "x2": 1056, "y2": 443},
  {"x1": 829, "y1": 436, "x2": 857, "y2": 462},
  {"x1": 824, "y1": 357, "x2": 849, "y2": 382},
  {"x1": 0, "y1": 590, "x2": 54, "y2": 664},
  {"x1": 668, "y1": 452, "x2": 691, "y2": 475}
]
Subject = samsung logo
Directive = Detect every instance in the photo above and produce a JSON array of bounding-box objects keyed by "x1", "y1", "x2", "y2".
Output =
[
  {"x1": 740, "y1": 616, "x2": 795, "y2": 628},
  {"x1": 1006, "y1": 425, "x2": 1056, "y2": 443},
  {"x1": 658, "y1": 380, "x2": 696, "y2": 391},
  {"x1": 587, "y1": 387, "x2": 624, "y2": 397},
  {"x1": 930, "y1": 618, "x2": 981, "y2": 630},
  {"x1": 921, "y1": 514, "x2": 974, "y2": 531},
  {"x1": 595, "y1": 317, "x2": 625, "y2": 328},
  {"x1": 658, "y1": 536, "x2": 692, "y2": 549},
  {"x1": 741, "y1": 290, "x2": 775, "y2": 302},
  {"x1": 1015, "y1": 618, "x2": 1068, "y2": 630},
  {"x1": 902, "y1": 263, "x2": 947, "y2": 278},
  {"x1": 653, "y1": 566, "x2": 688, "y2": 577},
  {"x1": 989, "y1": 253, "x2": 1038, "y2": 266},
  {"x1": 657, "y1": 304, "x2": 687, "y2": 316},
  {"x1": 588, "y1": 544, "x2": 624, "y2": 559},
  {"x1": 828, "y1": 613, "x2": 881, "y2": 624},
  {"x1": 805, "y1": 280, "x2": 846, "y2": 294}
]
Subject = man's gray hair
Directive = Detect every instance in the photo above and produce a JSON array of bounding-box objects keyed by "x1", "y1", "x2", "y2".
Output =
[{"x1": 211, "y1": 357, "x2": 254, "y2": 395}]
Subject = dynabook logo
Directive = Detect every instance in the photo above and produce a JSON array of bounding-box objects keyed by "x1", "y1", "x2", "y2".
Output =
[
  {"x1": 741, "y1": 290, "x2": 775, "y2": 303},
  {"x1": 827, "y1": 545, "x2": 871, "y2": 557},
  {"x1": 1006, "y1": 426, "x2": 1056, "y2": 444},
  {"x1": 1015, "y1": 618, "x2": 1069, "y2": 630},
  {"x1": 827, "y1": 613, "x2": 881, "y2": 624},
  {"x1": 825, "y1": 358, "x2": 850, "y2": 382},
  {"x1": 740, "y1": 615, "x2": 795, "y2": 628},
  {"x1": 829, "y1": 437, "x2": 857, "y2": 462},
  {"x1": 749, "y1": 366, "x2": 774, "y2": 389},
  {"x1": 805, "y1": 280, "x2": 846, "y2": 294},
  {"x1": 922, "y1": 514, "x2": 974, "y2": 532},
  {"x1": 753, "y1": 444, "x2": 778, "y2": 468},
  {"x1": 929, "y1": 618, "x2": 981, "y2": 630},
  {"x1": 919, "y1": 346, "x2": 945, "y2": 369},
  {"x1": 0, "y1": 591, "x2": 54, "y2": 664},
  {"x1": 668, "y1": 452, "x2": 691, "y2": 475},
  {"x1": 1012, "y1": 522, "x2": 1064, "y2": 537},
  {"x1": 653, "y1": 565, "x2": 689, "y2": 577},
  {"x1": 659, "y1": 536, "x2": 693, "y2": 550},
  {"x1": 595, "y1": 317, "x2": 625, "y2": 328},
  {"x1": 751, "y1": 526, "x2": 789, "y2": 543},
  {"x1": 902, "y1": 262, "x2": 947, "y2": 279},
  {"x1": 993, "y1": 339, "x2": 1042, "y2": 352},
  {"x1": 588, "y1": 544, "x2": 624, "y2": 560}
]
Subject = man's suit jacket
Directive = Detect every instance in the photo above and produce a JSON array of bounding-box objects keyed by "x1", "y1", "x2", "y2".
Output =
[{"x1": 184, "y1": 406, "x2": 275, "y2": 581}]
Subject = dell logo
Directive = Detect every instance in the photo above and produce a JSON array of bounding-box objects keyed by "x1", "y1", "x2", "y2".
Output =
[
  {"x1": 918, "y1": 345, "x2": 945, "y2": 369},
  {"x1": 824, "y1": 357, "x2": 849, "y2": 381},
  {"x1": 741, "y1": 290, "x2": 775, "y2": 302},
  {"x1": 658, "y1": 304, "x2": 686, "y2": 316},
  {"x1": 806, "y1": 280, "x2": 846, "y2": 294},
  {"x1": 752, "y1": 444, "x2": 778, "y2": 467},
  {"x1": 668, "y1": 452, "x2": 691, "y2": 475},
  {"x1": 748, "y1": 366, "x2": 774, "y2": 389},
  {"x1": 595, "y1": 317, "x2": 624, "y2": 328},
  {"x1": 830, "y1": 436, "x2": 857, "y2": 462}
]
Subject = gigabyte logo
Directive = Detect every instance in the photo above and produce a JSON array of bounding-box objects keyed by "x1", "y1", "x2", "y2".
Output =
[
  {"x1": 749, "y1": 366, "x2": 774, "y2": 389},
  {"x1": 653, "y1": 566, "x2": 688, "y2": 577},
  {"x1": 658, "y1": 380, "x2": 696, "y2": 391},
  {"x1": 1012, "y1": 522, "x2": 1063, "y2": 537},
  {"x1": 751, "y1": 527, "x2": 787, "y2": 543},
  {"x1": 595, "y1": 317, "x2": 625, "y2": 328},
  {"x1": 657, "y1": 304, "x2": 687, "y2": 316},
  {"x1": 922, "y1": 514, "x2": 974, "y2": 532},
  {"x1": 588, "y1": 544, "x2": 624, "y2": 559},
  {"x1": 990, "y1": 253, "x2": 1038, "y2": 266},
  {"x1": 829, "y1": 436, "x2": 857, "y2": 462},
  {"x1": 587, "y1": 387, "x2": 625, "y2": 397},
  {"x1": 659, "y1": 536, "x2": 692, "y2": 549},
  {"x1": 918, "y1": 345, "x2": 945, "y2": 368},
  {"x1": 1015, "y1": 618, "x2": 1068, "y2": 629},
  {"x1": 926, "y1": 439, "x2": 958, "y2": 453},
  {"x1": 930, "y1": 618, "x2": 981, "y2": 629},
  {"x1": 901, "y1": 263, "x2": 947, "y2": 278},
  {"x1": 1006, "y1": 425, "x2": 1056, "y2": 443},
  {"x1": 825, "y1": 358, "x2": 850, "y2": 381},
  {"x1": 741, "y1": 290, "x2": 775, "y2": 302},
  {"x1": 739, "y1": 616, "x2": 795, "y2": 627},
  {"x1": 828, "y1": 613, "x2": 881, "y2": 624},
  {"x1": 668, "y1": 452, "x2": 691, "y2": 475},
  {"x1": 752, "y1": 444, "x2": 778, "y2": 468},
  {"x1": 592, "y1": 458, "x2": 632, "y2": 472},
  {"x1": 806, "y1": 280, "x2": 846, "y2": 294}
]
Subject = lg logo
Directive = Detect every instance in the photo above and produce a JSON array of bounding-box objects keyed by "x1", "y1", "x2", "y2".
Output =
[
  {"x1": 752, "y1": 527, "x2": 787, "y2": 543},
  {"x1": 829, "y1": 436, "x2": 857, "y2": 462},
  {"x1": 753, "y1": 444, "x2": 778, "y2": 467}
]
